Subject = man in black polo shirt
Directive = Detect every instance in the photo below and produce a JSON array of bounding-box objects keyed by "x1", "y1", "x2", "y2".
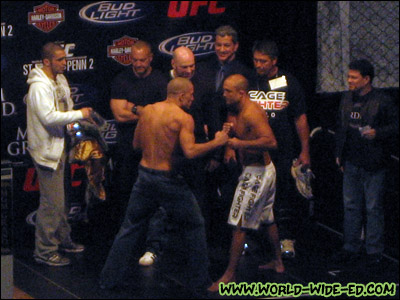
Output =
[{"x1": 110, "y1": 40, "x2": 168, "y2": 266}]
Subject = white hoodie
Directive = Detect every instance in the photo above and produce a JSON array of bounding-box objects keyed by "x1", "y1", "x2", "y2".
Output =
[{"x1": 26, "y1": 67, "x2": 83, "y2": 170}]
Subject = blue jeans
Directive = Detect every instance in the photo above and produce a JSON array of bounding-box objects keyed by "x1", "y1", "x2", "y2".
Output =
[
  {"x1": 100, "y1": 165, "x2": 210, "y2": 291},
  {"x1": 342, "y1": 161, "x2": 386, "y2": 255}
]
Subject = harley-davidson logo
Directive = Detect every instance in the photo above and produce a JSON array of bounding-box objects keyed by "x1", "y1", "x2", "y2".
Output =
[
  {"x1": 28, "y1": 2, "x2": 65, "y2": 33},
  {"x1": 107, "y1": 36, "x2": 138, "y2": 66}
]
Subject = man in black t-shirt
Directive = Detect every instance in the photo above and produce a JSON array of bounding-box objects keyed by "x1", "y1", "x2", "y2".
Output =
[
  {"x1": 111, "y1": 41, "x2": 167, "y2": 151},
  {"x1": 248, "y1": 40, "x2": 311, "y2": 260},
  {"x1": 110, "y1": 40, "x2": 168, "y2": 266}
]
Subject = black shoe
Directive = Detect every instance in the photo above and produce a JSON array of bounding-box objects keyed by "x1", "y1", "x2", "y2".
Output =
[{"x1": 331, "y1": 249, "x2": 360, "y2": 265}]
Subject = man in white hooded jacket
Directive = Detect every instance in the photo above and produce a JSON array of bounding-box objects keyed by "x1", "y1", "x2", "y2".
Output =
[{"x1": 26, "y1": 42, "x2": 92, "y2": 266}]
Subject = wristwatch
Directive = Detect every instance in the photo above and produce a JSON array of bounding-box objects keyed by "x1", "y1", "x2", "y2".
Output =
[{"x1": 131, "y1": 106, "x2": 138, "y2": 114}]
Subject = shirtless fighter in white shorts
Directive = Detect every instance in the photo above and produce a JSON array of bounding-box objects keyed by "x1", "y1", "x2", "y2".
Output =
[{"x1": 208, "y1": 74, "x2": 284, "y2": 292}]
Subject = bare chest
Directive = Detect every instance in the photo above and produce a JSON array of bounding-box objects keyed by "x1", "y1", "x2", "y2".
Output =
[{"x1": 231, "y1": 115, "x2": 256, "y2": 140}]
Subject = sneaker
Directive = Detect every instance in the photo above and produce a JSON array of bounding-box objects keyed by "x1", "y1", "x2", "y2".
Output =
[
  {"x1": 34, "y1": 252, "x2": 71, "y2": 267},
  {"x1": 291, "y1": 159, "x2": 314, "y2": 199},
  {"x1": 59, "y1": 242, "x2": 85, "y2": 253},
  {"x1": 281, "y1": 239, "x2": 295, "y2": 259},
  {"x1": 139, "y1": 251, "x2": 157, "y2": 266}
]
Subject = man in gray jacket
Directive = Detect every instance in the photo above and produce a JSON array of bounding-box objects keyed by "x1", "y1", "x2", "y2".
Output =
[{"x1": 26, "y1": 42, "x2": 92, "y2": 266}]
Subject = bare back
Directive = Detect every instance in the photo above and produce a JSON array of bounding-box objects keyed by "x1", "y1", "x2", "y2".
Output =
[{"x1": 133, "y1": 101, "x2": 191, "y2": 171}]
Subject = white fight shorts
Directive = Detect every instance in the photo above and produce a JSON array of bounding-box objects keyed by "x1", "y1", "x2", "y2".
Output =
[{"x1": 228, "y1": 162, "x2": 276, "y2": 230}]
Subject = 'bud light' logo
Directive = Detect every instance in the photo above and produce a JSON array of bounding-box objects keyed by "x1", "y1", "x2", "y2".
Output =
[
  {"x1": 159, "y1": 32, "x2": 215, "y2": 57},
  {"x1": 79, "y1": 1, "x2": 150, "y2": 24},
  {"x1": 102, "y1": 120, "x2": 117, "y2": 144}
]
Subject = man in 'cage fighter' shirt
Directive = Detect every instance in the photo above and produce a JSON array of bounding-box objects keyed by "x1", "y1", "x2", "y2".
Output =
[{"x1": 248, "y1": 40, "x2": 311, "y2": 260}]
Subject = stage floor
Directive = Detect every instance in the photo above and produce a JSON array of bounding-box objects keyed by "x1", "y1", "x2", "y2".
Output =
[{"x1": 13, "y1": 218, "x2": 399, "y2": 299}]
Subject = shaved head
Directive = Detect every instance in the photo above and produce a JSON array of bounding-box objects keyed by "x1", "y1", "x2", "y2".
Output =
[
  {"x1": 224, "y1": 74, "x2": 249, "y2": 92},
  {"x1": 172, "y1": 46, "x2": 196, "y2": 79},
  {"x1": 131, "y1": 40, "x2": 153, "y2": 77},
  {"x1": 173, "y1": 46, "x2": 194, "y2": 61},
  {"x1": 167, "y1": 77, "x2": 194, "y2": 111},
  {"x1": 167, "y1": 77, "x2": 193, "y2": 96},
  {"x1": 132, "y1": 40, "x2": 152, "y2": 54},
  {"x1": 223, "y1": 74, "x2": 249, "y2": 109}
]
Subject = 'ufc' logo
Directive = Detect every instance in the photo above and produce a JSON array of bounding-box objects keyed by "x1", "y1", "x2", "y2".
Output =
[
  {"x1": 23, "y1": 164, "x2": 85, "y2": 192},
  {"x1": 168, "y1": 1, "x2": 225, "y2": 18}
]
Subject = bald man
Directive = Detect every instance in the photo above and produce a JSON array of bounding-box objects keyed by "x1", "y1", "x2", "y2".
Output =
[
  {"x1": 208, "y1": 75, "x2": 284, "y2": 292},
  {"x1": 169, "y1": 47, "x2": 220, "y2": 241},
  {"x1": 100, "y1": 78, "x2": 231, "y2": 295},
  {"x1": 171, "y1": 46, "x2": 196, "y2": 79},
  {"x1": 169, "y1": 46, "x2": 213, "y2": 143}
]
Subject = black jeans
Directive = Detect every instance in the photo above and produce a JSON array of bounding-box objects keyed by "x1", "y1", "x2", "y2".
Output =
[{"x1": 100, "y1": 166, "x2": 210, "y2": 291}]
